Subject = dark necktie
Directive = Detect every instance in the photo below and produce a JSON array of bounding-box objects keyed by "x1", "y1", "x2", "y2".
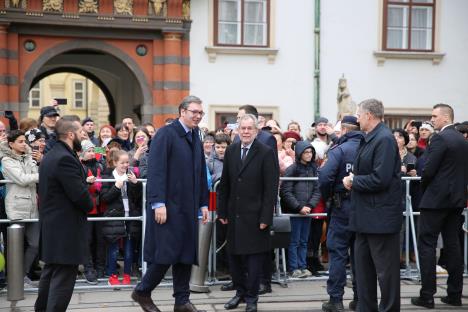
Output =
[
  {"x1": 186, "y1": 130, "x2": 192, "y2": 143},
  {"x1": 241, "y1": 147, "x2": 248, "y2": 161}
]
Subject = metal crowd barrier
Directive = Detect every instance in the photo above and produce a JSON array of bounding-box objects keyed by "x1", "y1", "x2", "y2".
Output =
[{"x1": 0, "y1": 176, "x2": 467, "y2": 297}]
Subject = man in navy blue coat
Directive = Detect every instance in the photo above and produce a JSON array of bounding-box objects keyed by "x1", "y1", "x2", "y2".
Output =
[
  {"x1": 318, "y1": 116, "x2": 363, "y2": 312},
  {"x1": 132, "y1": 96, "x2": 209, "y2": 312},
  {"x1": 343, "y1": 99, "x2": 402, "y2": 312}
]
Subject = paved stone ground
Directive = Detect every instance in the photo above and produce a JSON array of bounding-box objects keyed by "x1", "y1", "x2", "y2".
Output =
[{"x1": 1, "y1": 276, "x2": 467, "y2": 311}]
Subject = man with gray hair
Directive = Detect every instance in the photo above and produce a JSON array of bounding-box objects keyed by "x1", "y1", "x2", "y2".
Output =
[
  {"x1": 218, "y1": 114, "x2": 279, "y2": 312},
  {"x1": 343, "y1": 99, "x2": 402, "y2": 311}
]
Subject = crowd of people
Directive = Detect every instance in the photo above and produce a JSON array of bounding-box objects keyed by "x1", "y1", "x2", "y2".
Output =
[{"x1": 0, "y1": 98, "x2": 467, "y2": 312}]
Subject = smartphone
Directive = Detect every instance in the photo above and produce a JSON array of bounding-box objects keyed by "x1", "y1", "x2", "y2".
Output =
[
  {"x1": 54, "y1": 98, "x2": 68, "y2": 105},
  {"x1": 226, "y1": 123, "x2": 238, "y2": 130},
  {"x1": 406, "y1": 163, "x2": 415, "y2": 171},
  {"x1": 32, "y1": 145, "x2": 39, "y2": 152}
]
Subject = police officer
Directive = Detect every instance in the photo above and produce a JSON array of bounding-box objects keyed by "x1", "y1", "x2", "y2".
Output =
[{"x1": 318, "y1": 116, "x2": 364, "y2": 312}]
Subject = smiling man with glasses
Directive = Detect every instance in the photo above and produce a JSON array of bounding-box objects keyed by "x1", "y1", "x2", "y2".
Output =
[{"x1": 132, "y1": 95, "x2": 209, "y2": 312}]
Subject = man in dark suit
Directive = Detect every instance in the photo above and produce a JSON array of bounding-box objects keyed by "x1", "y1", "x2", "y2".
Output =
[
  {"x1": 35, "y1": 118, "x2": 93, "y2": 312},
  {"x1": 343, "y1": 99, "x2": 402, "y2": 312},
  {"x1": 227, "y1": 105, "x2": 277, "y2": 295},
  {"x1": 218, "y1": 114, "x2": 279, "y2": 312},
  {"x1": 132, "y1": 96, "x2": 209, "y2": 312},
  {"x1": 411, "y1": 104, "x2": 468, "y2": 309}
]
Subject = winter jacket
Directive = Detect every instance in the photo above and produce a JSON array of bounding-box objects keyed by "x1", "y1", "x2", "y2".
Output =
[
  {"x1": 100, "y1": 169, "x2": 142, "y2": 242},
  {"x1": 81, "y1": 158, "x2": 104, "y2": 215},
  {"x1": 0, "y1": 142, "x2": 39, "y2": 220},
  {"x1": 280, "y1": 141, "x2": 321, "y2": 215},
  {"x1": 206, "y1": 152, "x2": 224, "y2": 185}
]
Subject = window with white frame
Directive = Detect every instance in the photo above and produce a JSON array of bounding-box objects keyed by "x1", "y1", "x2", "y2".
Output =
[
  {"x1": 29, "y1": 82, "x2": 41, "y2": 108},
  {"x1": 73, "y1": 80, "x2": 87, "y2": 109},
  {"x1": 383, "y1": 0, "x2": 435, "y2": 51},
  {"x1": 215, "y1": 0, "x2": 269, "y2": 47}
]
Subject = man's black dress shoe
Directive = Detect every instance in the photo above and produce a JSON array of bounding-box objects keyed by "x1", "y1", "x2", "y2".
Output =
[
  {"x1": 245, "y1": 303, "x2": 257, "y2": 312},
  {"x1": 411, "y1": 297, "x2": 434, "y2": 309},
  {"x1": 441, "y1": 296, "x2": 462, "y2": 306},
  {"x1": 258, "y1": 283, "x2": 272, "y2": 295},
  {"x1": 131, "y1": 291, "x2": 161, "y2": 312},
  {"x1": 174, "y1": 302, "x2": 206, "y2": 312},
  {"x1": 224, "y1": 296, "x2": 244, "y2": 310},
  {"x1": 221, "y1": 281, "x2": 234, "y2": 291}
]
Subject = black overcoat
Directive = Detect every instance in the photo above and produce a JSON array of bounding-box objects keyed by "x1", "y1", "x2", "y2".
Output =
[
  {"x1": 419, "y1": 126, "x2": 468, "y2": 209},
  {"x1": 144, "y1": 119, "x2": 209, "y2": 265},
  {"x1": 217, "y1": 139, "x2": 279, "y2": 255},
  {"x1": 38, "y1": 141, "x2": 93, "y2": 265},
  {"x1": 349, "y1": 122, "x2": 402, "y2": 234}
]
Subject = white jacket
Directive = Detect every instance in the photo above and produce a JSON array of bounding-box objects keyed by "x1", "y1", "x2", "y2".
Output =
[{"x1": 0, "y1": 141, "x2": 39, "y2": 220}]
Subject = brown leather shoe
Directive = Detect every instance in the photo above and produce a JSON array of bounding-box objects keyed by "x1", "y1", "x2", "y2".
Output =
[
  {"x1": 131, "y1": 290, "x2": 161, "y2": 312},
  {"x1": 173, "y1": 302, "x2": 206, "y2": 312}
]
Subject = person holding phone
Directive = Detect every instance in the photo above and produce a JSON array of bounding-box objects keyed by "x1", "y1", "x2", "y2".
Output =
[
  {"x1": 25, "y1": 128, "x2": 46, "y2": 165},
  {"x1": 128, "y1": 127, "x2": 150, "y2": 172}
]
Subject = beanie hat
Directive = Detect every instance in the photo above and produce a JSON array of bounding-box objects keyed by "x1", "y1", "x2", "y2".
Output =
[
  {"x1": 419, "y1": 121, "x2": 434, "y2": 133},
  {"x1": 82, "y1": 117, "x2": 94, "y2": 126},
  {"x1": 283, "y1": 131, "x2": 301, "y2": 142},
  {"x1": 81, "y1": 140, "x2": 95, "y2": 153},
  {"x1": 25, "y1": 128, "x2": 45, "y2": 145}
]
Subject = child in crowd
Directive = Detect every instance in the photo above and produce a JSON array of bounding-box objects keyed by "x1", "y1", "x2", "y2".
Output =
[
  {"x1": 280, "y1": 141, "x2": 321, "y2": 278},
  {"x1": 206, "y1": 133, "x2": 231, "y2": 184},
  {"x1": 100, "y1": 150, "x2": 142, "y2": 286},
  {"x1": 80, "y1": 140, "x2": 106, "y2": 283}
]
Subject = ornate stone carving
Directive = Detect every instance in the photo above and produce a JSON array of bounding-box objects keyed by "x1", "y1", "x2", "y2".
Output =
[
  {"x1": 7, "y1": 0, "x2": 27, "y2": 9},
  {"x1": 182, "y1": 0, "x2": 190, "y2": 18},
  {"x1": 337, "y1": 75, "x2": 357, "y2": 120},
  {"x1": 114, "y1": 0, "x2": 133, "y2": 15},
  {"x1": 43, "y1": 0, "x2": 63, "y2": 12},
  {"x1": 79, "y1": 0, "x2": 98, "y2": 13},
  {"x1": 150, "y1": 0, "x2": 166, "y2": 16}
]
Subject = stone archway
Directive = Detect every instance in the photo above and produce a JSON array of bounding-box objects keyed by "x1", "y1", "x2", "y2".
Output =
[{"x1": 20, "y1": 40, "x2": 153, "y2": 124}]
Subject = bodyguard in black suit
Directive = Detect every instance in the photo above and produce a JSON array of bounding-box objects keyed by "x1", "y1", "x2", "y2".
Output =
[
  {"x1": 343, "y1": 99, "x2": 402, "y2": 312},
  {"x1": 35, "y1": 118, "x2": 93, "y2": 312},
  {"x1": 411, "y1": 104, "x2": 468, "y2": 309},
  {"x1": 218, "y1": 114, "x2": 279, "y2": 312}
]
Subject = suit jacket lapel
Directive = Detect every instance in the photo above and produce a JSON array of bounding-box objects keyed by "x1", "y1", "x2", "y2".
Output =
[{"x1": 238, "y1": 140, "x2": 258, "y2": 175}]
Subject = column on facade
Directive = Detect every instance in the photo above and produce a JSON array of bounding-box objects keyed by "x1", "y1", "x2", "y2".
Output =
[
  {"x1": 151, "y1": 31, "x2": 187, "y2": 127},
  {"x1": 0, "y1": 24, "x2": 9, "y2": 112},
  {"x1": 7, "y1": 31, "x2": 19, "y2": 119}
]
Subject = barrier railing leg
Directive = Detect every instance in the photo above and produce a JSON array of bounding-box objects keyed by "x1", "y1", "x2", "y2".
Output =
[
  {"x1": 7, "y1": 224, "x2": 25, "y2": 305},
  {"x1": 403, "y1": 180, "x2": 411, "y2": 279},
  {"x1": 141, "y1": 182, "x2": 147, "y2": 275},
  {"x1": 190, "y1": 219, "x2": 214, "y2": 292},
  {"x1": 408, "y1": 195, "x2": 420, "y2": 280}
]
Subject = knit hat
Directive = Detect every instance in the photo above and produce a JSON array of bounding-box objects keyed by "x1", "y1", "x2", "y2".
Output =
[
  {"x1": 81, "y1": 140, "x2": 95, "y2": 153},
  {"x1": 25, "y1": 128, "x2": 45, "y2": 145},
  {"x1": 82, "y1": 117, "x2": 94, "y2": 126},
  {"x1": 311, "y1": 117, "x2": 329, "y2": 127},
  {"x1": 283, "y1": 131, "x2": 301, "y2": 142},
  {"x1": 419, "y1": 121, "x2": 434, "y2": 133}
]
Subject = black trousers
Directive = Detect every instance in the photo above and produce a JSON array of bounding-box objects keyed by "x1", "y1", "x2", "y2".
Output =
[
  {"x1": 84, "y1": 219, "x2": 106, "y2": 272},
  {"x1": 418, "y1": 208, "x2": 464, "y2": 300},
  {"x1": 354, "y1": 232, "x2": 400, "y2": 312},
  {"x1": 35, "y1": 263, "x2": 78, "y2": 312},
  {"x1": 229, "y1": 252, "x2": 265, "y2": 304},
  {"x1": 134, "y1": 262, "x2": 191, "y2": 305}
]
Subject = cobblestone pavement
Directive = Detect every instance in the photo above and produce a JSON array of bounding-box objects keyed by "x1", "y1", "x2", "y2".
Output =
[{"x1": 1, "y1": 276, "x2": 467, "y2": 311}]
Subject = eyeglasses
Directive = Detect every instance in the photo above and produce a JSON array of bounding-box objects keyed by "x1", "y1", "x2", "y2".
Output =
[{"x1": 186, "y1": 109, "x2": 205, "y2": 117}]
